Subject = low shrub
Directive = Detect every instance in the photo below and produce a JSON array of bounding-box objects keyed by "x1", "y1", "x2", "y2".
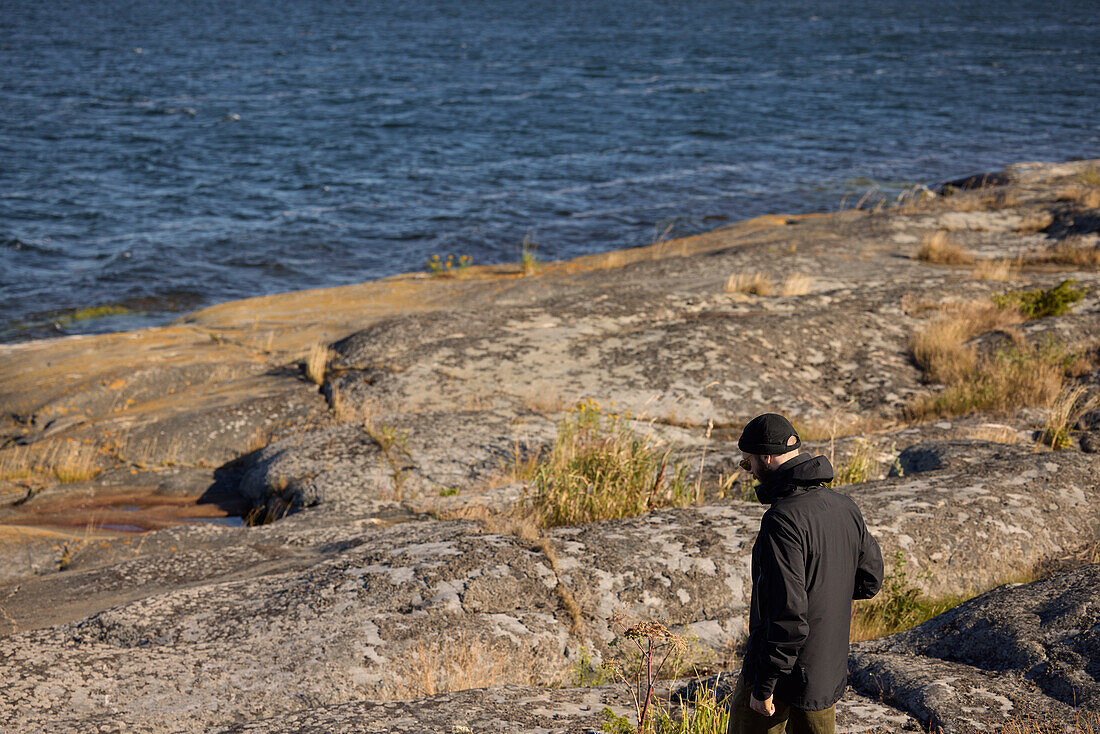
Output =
[
  {"x1": 992, "y1": 279, "x2": 1086, "y2": 319},
  {"x1": 525, "y1": 400, "x2": 691, "y2": 527}
]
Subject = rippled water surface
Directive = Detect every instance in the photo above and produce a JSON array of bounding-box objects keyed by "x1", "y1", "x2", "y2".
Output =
[{"x1": 2, "y1": 0, "x2": 1098, "y2": 340}]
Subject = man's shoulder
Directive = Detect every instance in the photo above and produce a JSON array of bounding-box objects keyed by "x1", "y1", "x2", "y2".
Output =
[{"x1": 770, "y1": 485, "x2": 865, "y2": 520}]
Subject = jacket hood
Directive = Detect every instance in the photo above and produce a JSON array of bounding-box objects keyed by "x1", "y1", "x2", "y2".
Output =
[{"x1": 755, "y1": 453, "x2": 834, "y2": 504}]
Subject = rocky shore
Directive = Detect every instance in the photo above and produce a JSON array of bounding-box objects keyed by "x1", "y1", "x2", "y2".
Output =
[{"x1": 1, "y1": 159, "x2": 1098, "y2": 732}]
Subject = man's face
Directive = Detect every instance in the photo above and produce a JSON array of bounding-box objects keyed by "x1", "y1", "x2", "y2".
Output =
[{"x1": 740, "y1": 453, "x2": 770, "y2": 480}]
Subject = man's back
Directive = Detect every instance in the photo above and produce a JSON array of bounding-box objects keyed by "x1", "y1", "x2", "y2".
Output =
[{"x1": 743, "y1": 453, "x2": 883, "y2": 711}]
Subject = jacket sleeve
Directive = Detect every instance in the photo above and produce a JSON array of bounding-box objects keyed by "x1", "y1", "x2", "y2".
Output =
[
  {"x1": 853, "y1": 515, "x2": 884, "y2": 600},
  {"x1": 751, "y1": 513, "x2": 809, "y2": 702}
]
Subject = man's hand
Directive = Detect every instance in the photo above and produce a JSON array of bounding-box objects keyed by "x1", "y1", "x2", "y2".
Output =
[{"x1": 749, "y1": 693, "x2": 775, "y2": 716}]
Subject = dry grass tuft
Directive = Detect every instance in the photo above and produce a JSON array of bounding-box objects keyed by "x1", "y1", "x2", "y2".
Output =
[
  {"x1": 304, "y1": 342, "x2": 331, "y2": 385},
  {"x1": 791, "y1": 414, "x2": 892, "y2": 442},
  {"x1": 965, "y1": 424, "x2": 1023, "y2": 444},
  {"x1": 395, "y1": 631, "x2": 547, "y2": 698},
  {"x1": 724, "y1": 271, "x2": 773, "y2": 296},
  {"x1": 1013, "y1": 210, "x2": 1054, "y2": 233},
  {"x1": 779, "y1": 272, "x2": 814, "y2": 297},
  {"x1": 1000, "y1": 712, "x2": 1100, "y2": 734},
  {"x1": 937, "y1": 188, "x2": 1021, "y2": 213},
  {"x1": 971, "y1": 258, "x2": 1019, "y2": 281},
  {"x1": 910, "y1": 316, "x2": 980, "y2": 385},
  {"x1": 1058, "y1": 184, "x2": 1100, "y2": 209},
  {"x1": 1026, "y1": 235, "x2": 1100, "y2": 267},
  {"x1": 0, "y1": 439, "x2": 105, "y2": 485},
  {"x1": 907, "y1": 340, "x2": 1071, "y2": 421},
  {"x1": 909, "y1": 300, "x2": 1024, "y2": 385},
  {"x1": 915, "y1": 230, "x2": 975, "y2": 264},
  {"x1": 1043, "y1": 385, "x2": 1098, "y2": 450}
]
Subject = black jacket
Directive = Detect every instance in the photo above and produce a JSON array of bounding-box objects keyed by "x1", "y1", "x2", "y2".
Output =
[{"x1": 742, "y1": 453, "x2": 883, "y2": 711}]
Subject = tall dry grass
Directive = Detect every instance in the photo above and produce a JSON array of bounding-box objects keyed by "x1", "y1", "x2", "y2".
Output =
[
  {"x1": 1001, "y1": 712, "x2": 1100, "y2": 734},
  {"x1": 304, "y1": 341, "x2": 331, "y2": 385},
  {"x1": 1013, "y1": 210, "x2": 1054, "y2": 233},
  {"x1": 394, "y1": 631, "x2": 547, "y2": 698},
  {"x1": 908, "y1": 340, "x2": 1072, "y2": 421},
  {"x1": 1043, "y1": 385, "x2": 1098, "y2": 450},
  {"x1": 915, "y1": 231, "x2": 975, "y2": 264},
  {"x1": 971, "y1": 258, "x2": 1019, "y2": 281},
  {"x1": 724, "y1": 272, "x2": 772, "y2": 296},
  {"x1": 0, "y1": 439, "x2": 104, "y2": 484},
  {"x1": 1026, "y1": 236, "x2": 1100, "y2": 267},
  {"x1": 1058, "y1": 184, "x2": 1100, "y2": 209},
  {"x1": 779, "y1": 272, "x2": 814, "y2": 296},
  {"x1": 909, "y1": 301, "x2": 1024, "y2": 385}
]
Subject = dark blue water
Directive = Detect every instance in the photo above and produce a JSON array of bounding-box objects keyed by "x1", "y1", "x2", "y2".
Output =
[{"x1": 2, "y1": 0, "x2": 1098, "y2": 341}]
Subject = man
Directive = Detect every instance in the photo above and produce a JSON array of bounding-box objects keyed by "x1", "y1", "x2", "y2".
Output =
[{"x1": 728, "y1": 413, "x2": 883, "y2": 734}]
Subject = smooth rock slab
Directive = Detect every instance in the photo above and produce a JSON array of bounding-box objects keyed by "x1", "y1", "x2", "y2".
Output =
[
  {"x1": 849, "y1": 564, "x2": 1100, "y2": 732},
  {"x1": 215, "y1": 681, "x2": 922, "y2": 734}
]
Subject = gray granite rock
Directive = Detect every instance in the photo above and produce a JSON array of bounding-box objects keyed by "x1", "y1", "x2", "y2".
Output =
[{"x1": 849, "y1": 564, "x2": 1100, "y2": 732}]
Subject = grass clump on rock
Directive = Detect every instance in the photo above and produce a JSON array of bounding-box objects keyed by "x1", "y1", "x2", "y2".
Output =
[
  {"x1": 850, "y1": 552, "x2": 966, "y2": 642},
  {"x1": 915, "y1": 230, "x2": 975, "y2": 265},
  {"x1": 525, "y1": 399, "x2": 691, "y2": 527},
  {"x1": 908, "y1": 339, "x2": 1080, "y2": 421},
  {"x1": 906, "y1": 295, "x2": 1094, "y2": 421}
]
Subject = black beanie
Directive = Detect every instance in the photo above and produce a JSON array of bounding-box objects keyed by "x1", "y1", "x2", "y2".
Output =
[{"x1": 738, "y1": 413, "x2": 801, "y2": 455}]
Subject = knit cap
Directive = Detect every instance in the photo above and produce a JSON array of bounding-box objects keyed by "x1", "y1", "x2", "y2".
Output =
[{"x1": 737, "y1": 413, "x2": 802, "y2": 455}]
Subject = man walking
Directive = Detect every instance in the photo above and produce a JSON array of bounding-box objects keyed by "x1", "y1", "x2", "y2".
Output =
[{"x1": 728, "y1": 413, "x2": 883, "y2": 734}]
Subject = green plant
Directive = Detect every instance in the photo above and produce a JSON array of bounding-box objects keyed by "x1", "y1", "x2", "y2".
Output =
[
  {"x1": 439, "y1": 487, "x2": 459, "y2": 497},
  {"x1": 850, "y1": 551, "x2": 967, "y2": 640},
  {"x1": 520, "y1": 233, "x2": 539, "y2": 276},
  {"x1": 992, "y1": 279, "x2": 1086, "y2": 320},
  {"x1": 56, "y1": 305, "x2": 132, "y2": 325},
  {"x1": 525, "y1": 399, "x2": 691, "y2": 527},
  {"x1": 573, "y1": 647, "x2": 614, "y2": 687},
  {"x1": 600, "y1": 708, "x2": 635, "y2": 734},
  {"x1": 658, "y1": 681, "x2": 730, "y2": 734},
  {"x1": 831, "y1": 440, "x2": 876, "y2": 486},
  {"x1": 734, "y1": 472, "x2": 758, "y2": 502},
  {"x1": 363, "y1": 422, "x2": 412, "y2": 499}
]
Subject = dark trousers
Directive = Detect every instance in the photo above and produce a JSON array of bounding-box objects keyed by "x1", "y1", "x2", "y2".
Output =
[{"x1": 726, "y1": 674, "x2": 836, "y2": 734}]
